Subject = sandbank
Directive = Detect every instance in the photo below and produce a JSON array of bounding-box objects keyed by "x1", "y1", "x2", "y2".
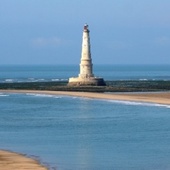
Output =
[
  {"x1": 0, "y1": 150, "x2": 48, "y2": 170},
  {"x1": 0, "y1": 89, "x2": 170, "y2": 105}
]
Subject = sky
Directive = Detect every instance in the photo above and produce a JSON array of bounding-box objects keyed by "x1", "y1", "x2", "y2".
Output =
[{"x1": 0, "y1": 0, "x2": 170, "y2": 65}]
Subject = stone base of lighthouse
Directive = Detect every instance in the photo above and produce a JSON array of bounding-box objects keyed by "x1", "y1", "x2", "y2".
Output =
[{"x1": 68, "y1": 77, "x2": 106, "y2": 86}]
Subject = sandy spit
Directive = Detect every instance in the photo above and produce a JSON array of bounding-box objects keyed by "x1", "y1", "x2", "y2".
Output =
[
  {"x1": 0, "y1": 89, "x2": 170, "y2": 105},
  {"x1": 0, "y1": 150, "x2": 48, "y2": 170}
]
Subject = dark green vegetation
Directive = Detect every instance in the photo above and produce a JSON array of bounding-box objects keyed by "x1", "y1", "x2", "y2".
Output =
[{"x1": 0, "y1": 80, "x2": 170, "y2": 92}]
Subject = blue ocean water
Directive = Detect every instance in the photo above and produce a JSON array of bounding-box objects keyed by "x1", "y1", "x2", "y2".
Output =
[
  {"x1": 0, "y1": 65, "x2": 170, "y2": 170},
  {"x1": 0, "y1": 65, "x2": 170, "y2": 82},
  {"x1": 0, "y1": 93, "x2": 170, "y2": 170}
]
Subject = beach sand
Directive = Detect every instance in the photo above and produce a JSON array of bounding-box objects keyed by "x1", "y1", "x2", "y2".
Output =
[
  {"x1": 0, "y1": 89, "x2": 170, "y2": 105},
  {"x1": 0, "y1": 150, "x2": 48, "y2": 170}
]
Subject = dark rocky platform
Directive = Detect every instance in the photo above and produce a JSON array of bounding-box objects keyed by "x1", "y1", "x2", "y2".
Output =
[{"x1": 0, "y1": 80, "x2": 170, "y2": 92}]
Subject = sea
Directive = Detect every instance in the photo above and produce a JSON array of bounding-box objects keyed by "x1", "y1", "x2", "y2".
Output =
[{"x1": 0, "y1": 65, "x2": 170, "y2": 170}]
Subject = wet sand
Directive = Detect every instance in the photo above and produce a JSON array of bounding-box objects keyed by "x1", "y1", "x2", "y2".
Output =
[
  {"x1": 0, "y1": 150, "x2": 48, "y2": 170},
  {"x1": 0, "y1": 90, "x2": 170, "y2": 105}
]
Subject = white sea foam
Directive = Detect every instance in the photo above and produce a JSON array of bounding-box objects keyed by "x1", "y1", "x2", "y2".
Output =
[
  {"x1": 59, "y1": 95, "x2": 170, "y2": 108},
  {"x1": 26, "y1": 93, "x2": 53, "y2": 97},
  {"x1": 5, "y1": 79, "x2": 13, "y2": 82},
  {"x1": 27, "y1": 78, "x2": 37, "y2": 82},
  {"x1": 139, "y1": 79, "x2": 148, "y2": 81},
  {"x1": 52, "y1": 79, "x2": 60, "y2": 81},
  {"x1": 26, "y1": 93, "x2": 61, "y2": 98},
  {"x1": 106, "y1": 100, "x2": 170, "y2": 109},
  {"x1": 0, "y1": 94, "x2": 9, "y2": 97},
  {"x1": 25, "y1": 93, "x2": 170, "y2": 108}
]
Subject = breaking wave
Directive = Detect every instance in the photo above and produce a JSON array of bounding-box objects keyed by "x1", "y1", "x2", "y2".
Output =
[
  {"x1": 106, "y1": 100, "x2": 170, "y2": 109},
  {"x1": 0, "y1": 93, "x2": 9, "y2": 97},
  {"x1": 26, "y1": 93, "x2": 61, "y2": 98},
  {"x1": 5, "y1": 79, "x2": 14, "y2": 82}
]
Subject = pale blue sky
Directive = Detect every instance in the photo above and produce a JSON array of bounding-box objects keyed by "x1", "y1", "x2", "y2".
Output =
[{"x1": 0, "y1": 0, "x2": 170, "y2": 65}]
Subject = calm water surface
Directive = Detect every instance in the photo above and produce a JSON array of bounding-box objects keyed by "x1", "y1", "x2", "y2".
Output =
[
  {"x1": 0, "y1": 93, "x2": 170, "y2": 170},
  {"x1": 0, "y1": 65, "x2": 170, "y2": 82}
]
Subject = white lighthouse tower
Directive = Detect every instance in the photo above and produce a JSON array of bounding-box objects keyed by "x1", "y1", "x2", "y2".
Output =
[
  {"x1": 79, "y1": 24, "x2": 94, "y2": 78},
  {"x1": 68, "y1": 24, "x2": 105, "y2": 86}
]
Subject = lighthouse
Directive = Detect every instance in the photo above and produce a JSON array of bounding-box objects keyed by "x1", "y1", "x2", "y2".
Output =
[
  {"x1": 79, "y1": 24, "x2": 94, "y2": 78},
  {"x1": 68, "y1": 24, "x2": 105, "y2": 86}
]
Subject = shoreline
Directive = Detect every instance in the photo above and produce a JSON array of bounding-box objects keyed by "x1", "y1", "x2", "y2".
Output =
[
  {"x1": 0, "y1": 150, "x2": 48, "y2": 170},
  {"x1": 0, "y1": 89, "x2": 170, "y2": 105}
]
